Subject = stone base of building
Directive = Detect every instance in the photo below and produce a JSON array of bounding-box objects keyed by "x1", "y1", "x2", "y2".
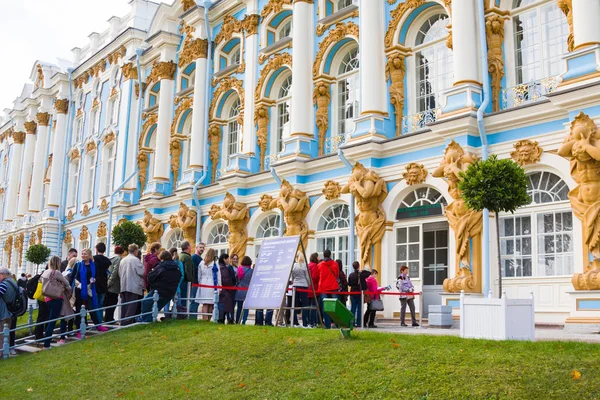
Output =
[{"x1": 564, "y1": 290, "x2": 600, "y2": 333}]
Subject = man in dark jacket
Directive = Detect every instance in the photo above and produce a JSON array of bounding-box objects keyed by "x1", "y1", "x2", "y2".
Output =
[
  {"x1": 190, "y1": 242, "x2": 204, "y2": 318},
  {"x1": 143, "y1": 242, "x2": 161, "y2": 291},
  {"x1": 179, "y1": 241, "x2": 194, "y2": 316},
  {"x1": 93, "y1": 242, "x2": 112, "y2": 323},
  {"x1": 104, "y1": 246, "x2": 124, "y2": 324},
  {"x1": 139, "y1": 251, "x2": 182, "y2": 322},
  {"x1": 60, "y1": 248, "x2": 77, "y2": 273}
]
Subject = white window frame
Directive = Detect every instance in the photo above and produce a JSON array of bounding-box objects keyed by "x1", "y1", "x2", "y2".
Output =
[
  {"x1": 273, "y1": 75, "x2": 292, "y2": 155},
  {"x1": 165, "y1": 228, "x2": 185, "y2": 251},
  {"x1": 83, "y1": 152, "x2": 97, "y2": 203},
  {"x1": 208, "y1": 222, "x2": 230, "y2": 256},
  {"x1": 277, "y1": 18, "x2": 292, "y2": 41},
  {"x1": 254, "y1": 213, "x2": 281, "y2": 259},
  {"x1": 315, "y1": 203, "x2": 356, "y2": 275},
  {"x1": 224, "y1": 97, "x2": 241, "y2": 163},
  {"x1": 333, "y1": 44, "x2": 360, "y2": 137},
  {"x1": 100, "y1": 144, "x2": 115, "y2": 197},
  {"x1": 68, "y1": 160, "x2": 80, "y2": 208}
]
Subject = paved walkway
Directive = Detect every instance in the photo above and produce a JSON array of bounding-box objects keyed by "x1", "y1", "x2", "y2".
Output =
[{"x1": 365, "y1": 323, "x2": 600, "y2": 343}]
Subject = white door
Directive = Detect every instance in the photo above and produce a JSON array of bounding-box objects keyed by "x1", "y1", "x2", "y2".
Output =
[{"x1": 422, "y1": 222, "x2": 448, "y2": 317}]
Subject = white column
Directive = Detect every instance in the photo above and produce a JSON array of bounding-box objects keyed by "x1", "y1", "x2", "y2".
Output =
[
  {"x1": 189, "y1": 45, "x2": 208, "y2": 168},
  {"x1": 17, "y1": 123, "x2": 37, "y2": 216},
  {"x1": 114, "y1": 75, "x2": 136, "y2": 189},
  {"x1": 359, "y1": 0, "x2": 386, "y2": 115},
  {"x1": 242, "y1": 18, "x2": 259, "y2": 154},
  {"x1": 290, "y1": 0, "x2": 315, "y2": 137},
  {"x1": 4, "y1": 133, "x2": 25, "y2": 221},
  {"x1": 450, "y1": 0, "x2": 480, "y2": 85},
  {"x1": 152, "y1": 73, "x2": 175, "y2": 181},
  {"x1": 28, "y1": 113, "x2": 51, "y2": 212},
  {"x1": 572, "y1": 0, "x2": 600, "y2": 49},
  {"x1": 47, "y1": 99, "x2": 69, "y2": 208}
]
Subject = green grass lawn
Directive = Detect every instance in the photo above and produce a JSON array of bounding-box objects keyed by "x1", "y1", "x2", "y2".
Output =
[{"x1": 2, "y1": 321, "x2": 599, "y2": 399}]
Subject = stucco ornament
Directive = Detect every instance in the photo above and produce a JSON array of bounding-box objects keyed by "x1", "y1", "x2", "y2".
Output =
[
  {"x1": 210, "y1": 193, "x2": 250, "y2": 258},
  {"x1": 386, "y1": 53, "x2": 406, "y2": 137},
  {"x1": 141, "y1": 210, "x2": 164, "y2": 245},
  {"x1": 81, "y1": 204, "x2": 90, "y2": 216},
  {"x1": 254, "y1": 105, "x2": 270, "y2": 170},
  {"x1": 558, "y1": 112, "x2": 600, "y2": 290},
  {"x1": 557, "y1": 0, "x2": 574, "y2": 52},
  {"x1": 322, "y1": 180, "x2": 342, "y2": 200},
  {"x1": 170, "y1": 140, "x2": 182, "y2": 180},
  {"x1": 433, "y1": 141, "x2": 482, "y2": 293},
  {"x1": 486, "y1": 15, "x2": 507, "y2": 112},
  {"x1": 511, "y1": 140, "x2": 543, "y2": 166},
  {"x1": 342, "y1": 163, "x2": 388, "y2": 270},
  {"x1": 29, "y1": 233, "x2": 37, "y2": 246},
  {"x1": 63, "y1": 230, "x2": 72, "y2": 245},
  {"x1": 261, "y1": 0, "x2": 291, "y2": 17},
  {"x1": 35, "y1": 64, "x2": 44, "y2": 89},
  {"x1": 176, "y1": 202, "x2": 197, "y2": 243},
  {"x1": 14, "y1": 233, "x2": 24, "y2": 266},
  {"x1": 67, "y1": 210, "x2": 74, "y2": 221},
  {"x1": 313, "y1": 82, "x2": 330, "y2": 156},
  {"x1": 403, "y1": 162, "x2": 428, "y2": 186},
  {"x1": 259, "y1": 194, "x2": 274, "y2": 212},
  {"x1": 269, "y1": 180, "x2": 310, "y2": 248},
  {"x1": 208, "y1": 125, "x2": 222, "y2": 182},
  {"x1": 137, "y1": 152, "x2": 148, "y2": 189},
  {"x1": 3, "y1": 236, "x2": 12, "y2": 269},
  {"x1": 97, "y1": 222, "x2": 107, "y2": 238},
  {"x1": 99, "y1": 199, "x2": 109, "y2": 211},
  {"x1": 79, "y1": 226, "x2": 89, "y2": 241},
  {"x1": 37, "y1": 228, "x2": 43, "y2": 243}
]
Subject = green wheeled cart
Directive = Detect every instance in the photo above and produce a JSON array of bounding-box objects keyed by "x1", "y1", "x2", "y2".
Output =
[{"x1": 323, "y1": 298, "x2": 355, "y2": 338}]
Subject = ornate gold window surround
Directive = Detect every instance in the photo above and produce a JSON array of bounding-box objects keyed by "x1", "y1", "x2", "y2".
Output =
[{"x1": 316, "y1": 4, "x2": 358, "y2": 36}]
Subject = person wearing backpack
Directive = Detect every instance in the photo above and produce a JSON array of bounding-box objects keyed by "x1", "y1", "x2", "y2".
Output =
[
  {"x1": 0, "y1": 266, "x2": 20, "y2": 356},
  {"x1": 317, "y1": 249, "x2": 339, "y2": 329}
]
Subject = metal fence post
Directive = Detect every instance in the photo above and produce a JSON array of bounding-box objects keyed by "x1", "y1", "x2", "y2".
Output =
[
  {"x1": 79, "y1": 305, "x2": 87, "y2": 340},
  {"x1": 152, "y1": 290, "x2": 159, "y2": 322},
  {"x1": 291, "y1": 287, "x2": 296, "y2": 327},
  {"x1": 28, "y1": 304, "x2": 34, "y2": 336},
  {"x1": 360, "y1": 290, "x2": 364, "y2": 329},
  {"x1": 2, "y1": 323, "x2": 9, "y2": 359},
  {"x1": 173, "y1": 292, "x2": 178, "y2": 319}
]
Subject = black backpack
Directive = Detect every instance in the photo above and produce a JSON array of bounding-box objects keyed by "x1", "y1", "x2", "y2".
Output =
[
  {"x1": 26, "y1": 273, "x2": 41, "y2": 300},
  {"x1": 6, "y1": 279, "x2": 28, "y2": 317}
]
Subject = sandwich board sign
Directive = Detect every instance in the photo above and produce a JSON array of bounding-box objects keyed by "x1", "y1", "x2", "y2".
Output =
[{"x1": 243, "y1": 236, "x2": 301, "y2": 310}]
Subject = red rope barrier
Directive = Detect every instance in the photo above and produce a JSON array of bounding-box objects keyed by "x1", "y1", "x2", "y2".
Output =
[{"x1": 191, "y1": 283, "x2": 420, "y2": 296}]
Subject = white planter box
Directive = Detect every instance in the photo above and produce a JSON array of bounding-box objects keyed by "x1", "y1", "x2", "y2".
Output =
[{"x1": 460, "y1": 291, "x2": 535, "y2": 341}]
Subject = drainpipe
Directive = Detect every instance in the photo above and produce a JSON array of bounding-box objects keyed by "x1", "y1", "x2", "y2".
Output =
[
  {"x1": 477, "y1": 0, "x2": 491, "y2": 297},
  {"x1": 56, "y1": 68, "x2": 75, "y2": 258},
  {"x1": 192, "y1": 0, "x2": 214, "y2": 246},
  {"x1": 269, "y1": 166, "x2": 285, "y2": 236},
  {"x1": 337, "y1": 148, "x2": 355, "y2": 267},
  {"x1": 106, "y1": 48, "x2": 144, "y2": 256}
]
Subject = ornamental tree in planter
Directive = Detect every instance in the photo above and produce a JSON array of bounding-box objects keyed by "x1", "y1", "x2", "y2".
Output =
[
  {"x1": 25, "y1": 244, "x2": 52, "y2": 273},
  {"x1": 111, "y1": 220, "x2": 147, "y2": 252},
  {"x1": 458, "y1": 155, "x2": 531, "y2": 298}
]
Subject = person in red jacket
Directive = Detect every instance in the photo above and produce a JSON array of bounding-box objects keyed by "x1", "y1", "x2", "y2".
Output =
[
  {"x1": 143, "y1": 242, "x2": 161, "y2": 291},
  {"x1": 307, "y1": 253, "x2": 320, "y2": 328},
  {"x1": 317, "y1": 249, "x2": 339, "y2": 329}
]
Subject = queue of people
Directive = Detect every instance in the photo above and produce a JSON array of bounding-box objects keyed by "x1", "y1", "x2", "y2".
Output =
[{"x1": 0, "y1": 241, "x2": 421, "y2": 353}]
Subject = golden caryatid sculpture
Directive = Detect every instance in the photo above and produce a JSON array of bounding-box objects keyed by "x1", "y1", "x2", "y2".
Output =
[
  {"x1": 137, "y1": 152, "x2": 148, "y2": 189},
  {"x1": 269, "y1": 180, "x2": 311, "y2": 249},
  {"x1": 486, "y1": 14, "x2": 507, "y2": 112},
  {"x1": 313, "y1": 82, "x2": 330, "y2": 156},
  {"x1": 386, "y1": 53, "x2": 406, "y2": 137},
  {"x1": 4, "y1": 236, "x2": 12, "y2": 269},
  {"x1": 208, "y1": 125, "x2": 221, "y2": 182},
  {"x1": 558, "y1": 112, "x2": 600, "y2": 290},
  {"x1": 141, "y1": 210, "x2": 164, "y2": 245},
  {"x1": 177, "y1": 202, "x2": 198, "y2": 244},
  {"x1": 210, "y1": 193, "x2": 250, "y2": 258},
  {"x1": 433, "y1": 140, "x2": 482, "y2": 293},
  {"x1": 254, "y1": 106, "x2": 269, "y2": 170},
  {"x1": 342, "y1": 163, "x2": 388, "y2": 271}
]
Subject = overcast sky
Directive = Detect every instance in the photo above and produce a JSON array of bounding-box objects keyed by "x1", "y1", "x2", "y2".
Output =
[{"x1": 0, "y1": 0, "x2": 169, "y2": 112}]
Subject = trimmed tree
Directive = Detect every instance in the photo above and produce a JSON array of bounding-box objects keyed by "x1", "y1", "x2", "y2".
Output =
[
  {"x1": 111, "y1": 220, "x2": 147, "y2": 252},
  {"x1": 25, "y1": 244, "x2": 52, "y2": 273},
  {"x1": 458, "y1": 155, "x2": 531, "y2": 298}
]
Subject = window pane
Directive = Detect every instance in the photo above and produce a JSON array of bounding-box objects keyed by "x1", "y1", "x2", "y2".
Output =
[
  {"x1": 397, "y1": 227, "x2": 407, "y2": 244},
  {"x1": 409, "y1": 226, "x2": 419, "y2": 242},
  {"x1": 423, "y1": 249, "x2": 434, "y2": 267},
  {"x1": 409, "y1": 261, "x2": 420, "y2": 278}
]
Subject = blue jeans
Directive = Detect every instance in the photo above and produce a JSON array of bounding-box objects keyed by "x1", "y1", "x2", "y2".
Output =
[
  {"x1": 178, "y1": 281, "x2": 188, "y2": 308},
  {"x1": 255, "y1": 310, "x2": 273, "y2": 326},
  {"x1": 140, "y1": 292, "x2": 170, "y2": 322},
  {"x1": 44, "y1": 299, "x2": 66, "y2": 348},
  {"x1": 235, "y1": 301, "x2": 249, "y2": 324},
  {"x1": 188, "y1": 286, "x2": 199, "y2": 319},
  {"x1": 95, "y1": 293, "x2": 105, "y2": 323},
  {"x1": 308, "y1": 297, "x2": 319, "y2": 326},
  {"x1": 319, "y1": 293, "x2": 338, "y2": 328},
  {"x1": 350, "y1": 295, "x2": 362, "y2": 327},
  {"x1": 288, "y1": 287, "x2": 309, "y2": 326}
]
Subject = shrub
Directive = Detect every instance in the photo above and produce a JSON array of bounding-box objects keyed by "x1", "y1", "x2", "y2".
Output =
[
  {"x1": 25, "y1": 244, "x2": 52, "y2": 270},
  {"x1": 111, "y1": 220, "x2": 147, "y2": 250}
]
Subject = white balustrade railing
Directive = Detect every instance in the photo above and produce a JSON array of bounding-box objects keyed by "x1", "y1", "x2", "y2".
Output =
[
  {"x1": 501, "y1": 76, "x2": 560, "y2": 110},
  {"x1": 402, "y1": 108, "x2": 441, "y2": 135}
]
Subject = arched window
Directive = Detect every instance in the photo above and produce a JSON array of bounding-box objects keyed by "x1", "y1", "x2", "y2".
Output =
[
  {"x1": 399, "y1": 187, "x2": 448, "y2": 208},
  {"x1": 276, "y1": 76, "x2": 292, "y2": 153},
  {"x1": 500, "y1": 171, "x2": 573, "y2": 278},
  {"x1": 513, "y1": 0, "x2": 569, "y2": 84},
  {"x1": 316, "y1": 204, "x2": 354, "y2": 273},
  {"x1": 336, "y1": 46, "x2": 360, "y2": 136},
  {"x1": 165, "y1": 228, "x2": 185, "y2": 251},
  {"x1": 231, "y1": 45, "x2": 241, "y2": 66},
  {"x1": 208, "y1": 222, "x2": 230, "y2": 256},
  {"x1": 225, "y1": 97, "x2": 241, "y2": 160},
  {"x1": 277, "y1": 18, "x2": 292, "y2": 41},
  {"x1": 180, "y1": 64, "x2": 196, "y2": 91},
  {"x1": 415, "y1": 14, "x2": 453, "y2": 114},
  {"x1": 67, "y1": 160, "x2": 80, "y2": 207},
  {"x1": 83, "y1": 152, "x2": 96, "y2": 203},
  {"x1": 255, "y1": 213, "x2": 281, "y2": 258},
  {"x1": 101, "y1": 144, "x2": 115, "y2": 197}
]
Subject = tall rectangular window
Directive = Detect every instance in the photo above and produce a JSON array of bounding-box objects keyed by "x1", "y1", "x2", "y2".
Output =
[{"x1": 396, "y1": 226, "x2": 420, "y2": 278}]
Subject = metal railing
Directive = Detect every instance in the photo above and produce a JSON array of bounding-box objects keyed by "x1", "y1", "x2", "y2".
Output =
[
  {"x1": 402, "y1": 108, "x2": 441, "y2": 135},
  {"x1": 501, "y1": 76, "x2": 560, "y2": 110},
  {"x1": 324, "y1": 133, "x2": 351, "y2": 155},
  {"x1": 264, "y1": 154, "x2": 280, "y2": 170}
]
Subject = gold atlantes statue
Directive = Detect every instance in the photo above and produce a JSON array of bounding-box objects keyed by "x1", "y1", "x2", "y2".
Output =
[
  {"x1": 210, "y1": 193, "x2": 250, "y2": 259},
  {"x1": 269, "y1": 180, "x2": 310, "y2": 249}
]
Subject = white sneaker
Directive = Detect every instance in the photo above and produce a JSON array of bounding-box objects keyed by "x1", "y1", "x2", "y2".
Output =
[
  {"x1": 293, "y1": 324, "x2": 301, "y2": 328},
  {"x1": 9, "y1": 349, "x2": 17, "y2": 356}
]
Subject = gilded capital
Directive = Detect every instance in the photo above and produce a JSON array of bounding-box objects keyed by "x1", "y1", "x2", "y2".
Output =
[
  {"x1": 178, "y1": 38, "x2": 208, "y2": 67},
  {"x1": 24, "y1": 121, "x2": 38, "y2": 135},
  {"x1": 122, "y1": 63, "x2": 138, "y2": 80},
  {"x1": 181, "y1": 0, "x2": 196, "y2": 12},
  {"x1": 147, "y1": 61, "x2": 176, "y2": 85},
  {"x1": 13, "y1": 131, "x2": 26, "y2": 144},
  {"x1": 242, "y1": 14, "x2": 260, "y2": 36},
  {"x1": 37, "y1": 112, "x2": 51, "y2": 127},
  {"x1": 54, "y1": 98, "x2": 69, "y2": 114}
]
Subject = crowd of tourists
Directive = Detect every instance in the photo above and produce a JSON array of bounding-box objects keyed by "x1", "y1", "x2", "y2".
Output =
[{"x1": 0, "y1": 241, "x2": 419, "y2": 354}]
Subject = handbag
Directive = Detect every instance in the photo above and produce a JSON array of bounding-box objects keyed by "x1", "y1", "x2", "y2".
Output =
[
  {"x1": 371, "y1": 299, "x2": 384, "y2": 311},
  {"x1": 33, "y1": 281, "x2": 45, "y2": 302},
  {"x1": 42, "y1": 270, "x2": 64, "y2": 300}
]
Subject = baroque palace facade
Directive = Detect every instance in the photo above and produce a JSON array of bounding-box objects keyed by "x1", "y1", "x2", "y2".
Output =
[{"x1": 1, "y1": 0, "x2": 600, "y2": 326}]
